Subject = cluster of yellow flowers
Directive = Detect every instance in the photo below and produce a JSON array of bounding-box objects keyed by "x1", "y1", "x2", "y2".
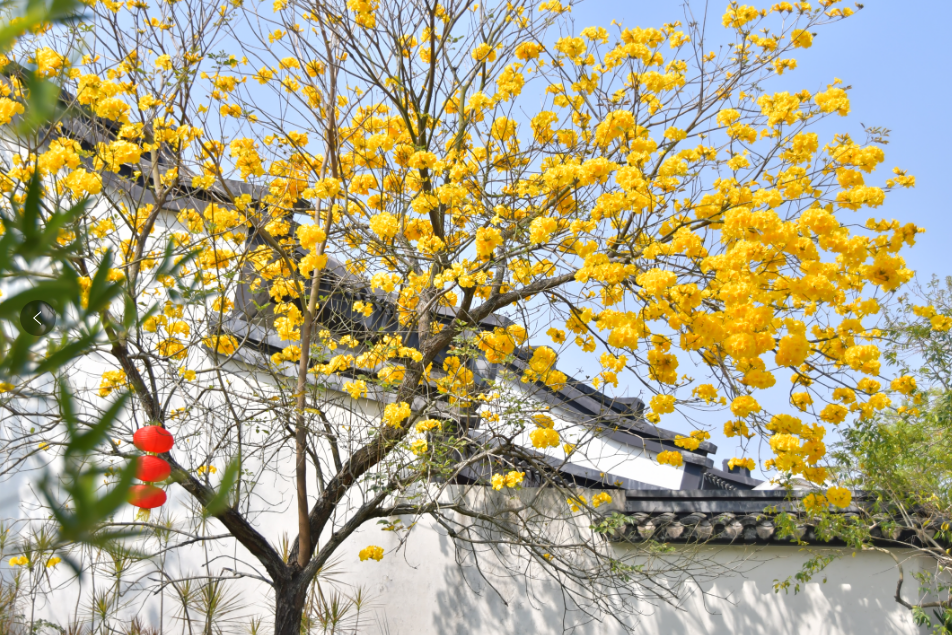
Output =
[
  {"x1": 7, "y1": 555, "x2": 60, "y2": 568},
  {"x1": 358, "y1": 545, "x2": 384, "y2": 562},
  {"x1": 912, "y1": 304, "x2": 952, "y2": 332},
  {"x1": 656, "y1": 451, "x2": 684, "y2": 468},
  {"x1": 491, "y1": 470, "x2": 526, "y2": 490},
  {"x1": 529, "y1": 413, "x2": 560, "y2": 450},
  {"x1": 674, "y1": 430, "x2": 711, "y2": 452},
  {"x1": 382, "y1": 402, "x2": 411, "y2": 428},
  {"x1": 0, "y1": 98, "x2": 25, "y2": 127},
  {"x1": 474, "y1": 325, "x2": 527, "y2": 363},
  {"x1": 343, "y1": 380, "x2": 368, "y2": 400},
  {"x1": 565, "y1": 492, "x2": 611, "y2": 512},
  {"x1": 727, "y1": 457, "x2": 756, "y2": 471},
  {"x1": 270, "y1": 345, "x2": 301, "y2": 366},
  {"x1": 435, "y1": 356, "x2": 475, "y2": 404},
  {"x1": 522, "y1": 347, "x2": 568, "y2": 390},
  {"x1": 415, "y1": 419, "x2": 441, "y2": 434},
  {"x1": 567, "y1": 495, "x2": 587, "y2": 513},
  {"x1": 804, "y1": 486, "x2": 852, "y2": 513},
  {"x1": 203, "y1": 334, "x2": 239, "y2": 356},
  {"x1": 98, "y1": 370, "x2": 127, "y2": 398}
]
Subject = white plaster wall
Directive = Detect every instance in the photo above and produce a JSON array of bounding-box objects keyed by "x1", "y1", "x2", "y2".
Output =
[
  {"x1": 502, "y1": 382, "x2": 685, "y2": 489},
  {"x1": 13, "y1": 492, "x2": 929, "y2": 635},
  {"x1": 328, "y1": 521, "x2": 928, "y2": 635},
  {"x1": 6, "y1": 473, "x2": 931, "y2": 635},
  {"x1": 527, "y1": 425, "x2": 685, "y2": 489}
]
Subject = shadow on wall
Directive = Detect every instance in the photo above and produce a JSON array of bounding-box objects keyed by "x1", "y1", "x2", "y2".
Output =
[
  {"x1": 428, "y1": 530, "x2": 587, "y2": 635},
  {"x1": 361, "y1": 523, "x2": 926, "y2": 635},
  {"x1": 617, "y1": 545, "x2": 926, "y2": 635}
]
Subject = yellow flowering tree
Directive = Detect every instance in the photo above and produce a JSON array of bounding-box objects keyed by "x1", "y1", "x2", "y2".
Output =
[{"x1": 0, "y1": 0, "x2": 923, "y2": 631}]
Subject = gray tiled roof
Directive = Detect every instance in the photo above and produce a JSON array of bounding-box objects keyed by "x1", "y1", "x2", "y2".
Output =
[{"x1": 608, "y1": 490, "x2": 930, "y2": 545}]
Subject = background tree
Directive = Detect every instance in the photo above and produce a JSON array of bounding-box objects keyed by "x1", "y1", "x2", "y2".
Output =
[
  {"x1": 821, "y1": 277, "x2": 952, "y2": 633},
  {"x1": 0, "y1": 0, "x2": 924, "y2": 632}
]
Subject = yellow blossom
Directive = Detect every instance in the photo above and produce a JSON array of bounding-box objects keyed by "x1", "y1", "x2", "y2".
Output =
[
  {"x1": 591, "y1": 492, "x2": 612, "y2": 507},
  {"x1": 730, "y1": 395, "x2": 761, "y2": 418},
  {"x1": 650, "y1": 394, "x2": 676, "y2": 415},
  {"x1": 790, "y1": 29, "x2": 813, "y2": 49},
  {"x1": 656, "y1": 450, "x2": 684, "y2": 468},
  {"x1": 344, "y1": 380, "x2": 368, "y2": 400},
  {"x1": 358, "y1": 545, "x2": 384, "y2": 561},
  {"x1": 728, "y1": 457, "x2": 756, "y2": 471},
  {"x1": 803, "y1": 493, "x2": 828, "y2": 513},
  {"x1": 383, "y1": 402, "x2": 411, "y2": 427},
  {"x1": 98, "y1": 370, "x2": 127, "y2": 398},
  {"x1": 826, "y1": 486, "x2": 852, "y2": 508}
]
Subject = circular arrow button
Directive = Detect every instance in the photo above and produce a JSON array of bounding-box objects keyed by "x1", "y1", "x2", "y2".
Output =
[{"x1": 20, "y1": 301, "x2": 56, "y2": 336}]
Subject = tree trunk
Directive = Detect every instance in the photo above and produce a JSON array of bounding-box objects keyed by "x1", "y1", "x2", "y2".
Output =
[{"x1": 274, "y1": 579, "x2": 308, "y2": 635}]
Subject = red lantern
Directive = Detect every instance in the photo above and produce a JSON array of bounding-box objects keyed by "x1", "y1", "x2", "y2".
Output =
[
  {"x1": 128, "y1": 485, "x2": 167, "y2": 509},
  {"x1": 133, "y1": 426, "x2": 174, "y2": 453},
  {"x1": 136, "y1": 456, "x2": 171, "y2": 483}
]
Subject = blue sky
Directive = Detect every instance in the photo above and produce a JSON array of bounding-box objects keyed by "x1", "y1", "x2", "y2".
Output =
[
  {"x1": 559, "y1": 0, "x2": 952, "y2": 474},
  {"x1": 572, "y1": 0, "x2": 951, "y2": 281}
]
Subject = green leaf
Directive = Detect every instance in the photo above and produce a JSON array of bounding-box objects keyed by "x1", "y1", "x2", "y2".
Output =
[
  {"x1": 40, "y1": 383, "x2": 137, "y2": 560},
  {"x1": 34, "y1": 332, "x2": 97, "y2": 375},
  {"x1": 63, "y1": 384, "x2": 129, "y2": 456},
  {"x1": 202, "y1": 459, "x2": 241, "y2": 517},
  {"x1": 0, "y1": 279, "x2": 75, "y2": 320},
  {"x1": 84, "y1": 250, "x2": 123, "y2": 314},
  {"x1": 16, "y1": 70, "x2": 62, "y2": 135}
]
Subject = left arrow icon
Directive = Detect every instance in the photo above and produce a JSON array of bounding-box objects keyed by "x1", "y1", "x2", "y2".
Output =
[{"x1": 20, "y1": 301, "x2": 55, "y2": 336}]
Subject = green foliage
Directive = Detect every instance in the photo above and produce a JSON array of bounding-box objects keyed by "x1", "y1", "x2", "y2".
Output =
[
  {"x1": 931, "y1": 609, "x2": 952, "y2": 635},
  {"x1": 773, "y1": 552, "x2": 838, "y2": 595},
  {"x1": 912, "y1": 606, "x2": 952, "y2": 635},
  {"x1": 837, "y1": 390, "x2": 952, "y2": 511},
  {"x1": 591, "y1": 511, "x2": 635, "y2": 536},
  {"x1": 0, "y1": 0, "x2": 80, "y2": 51},
  {"x1": 0, "y1": 0, "x2": 86, "y2": 136},
  {"x1": 885, "y1": 276, "x2": 952, "y2": 389},
  {"x1": 0, "y1": 168, "x2": 193, "y2": 562},
  {"x1": 826, "y1": 276, "x2": 952, "y2": 630},
  {"x1": 37, "y1": 379, "x2": 138, "y2": 568},
  {"x1": 0, "y1": 173, "x2": 121, "y2": 378},
  {"x1": 835, "y1": 276, "x2": 952, "y2": 508},
  {"x1": 200, "y1": 457, "x2": 241, "y2": 517}
]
